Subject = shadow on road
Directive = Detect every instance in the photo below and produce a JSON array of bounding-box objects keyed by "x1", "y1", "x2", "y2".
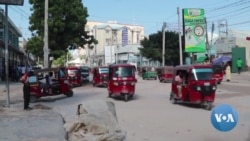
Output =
[
  {"x1": 175, "y1": 102, "x2": 216, "y2": 111},
  {"x1": 33, "y1": 95, "x2": 69, "y2": 103},
  {"x1": 109, "y1": 94, "x2": 140, "y2": 102}
]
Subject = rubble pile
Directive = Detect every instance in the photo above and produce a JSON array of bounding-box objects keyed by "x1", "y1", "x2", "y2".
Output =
[{"x1": 65, "y1": 100, "x2": 126, "y2": 141}]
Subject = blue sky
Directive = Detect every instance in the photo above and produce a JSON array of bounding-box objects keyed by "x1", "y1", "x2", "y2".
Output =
[{"x1": 1, "y1": 0, "x2": 249, "y2": 39}]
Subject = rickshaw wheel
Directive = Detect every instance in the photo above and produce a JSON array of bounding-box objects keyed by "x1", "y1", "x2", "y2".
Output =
[
  {"x1": 170, "y1": 94, "x2": 176, "y2": 104},
  {"x1": 30, "y1": 96, "x2": 37, "y2": 103},
  {"x1": 124, "y1": 94, "x2": 128, "y2": 102},
  {"x1": 217, "y1": 82, "x2": 221, "y2": 84},
  {"x1": 108, "y1": 92, "x2": 112, "y2": 98},
  {"x1": 66, "y1": 90, "x2": 73, "y2": 97},
  {"x1": 204, "y1": 102, "x2": 212, "y2": 110}
]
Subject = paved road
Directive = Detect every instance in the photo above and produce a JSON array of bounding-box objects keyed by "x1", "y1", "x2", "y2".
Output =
[
  {"x1": 0, "y1": 72, "x2": 250, "y2": 141},
  {"x1": 37, "y1": 76, "x2": 250, "y2": 141}
]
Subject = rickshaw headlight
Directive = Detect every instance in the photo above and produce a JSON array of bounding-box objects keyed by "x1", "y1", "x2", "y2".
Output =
[
  {"x1": 212, "y1": 86, "x2": 216, "y2": 90},
  {"x1": 197, "y1": 86, "x2": 201, "y2": 91},
  {"x1": 113, "y1": 82, "x2": 119, "y2": 86}
]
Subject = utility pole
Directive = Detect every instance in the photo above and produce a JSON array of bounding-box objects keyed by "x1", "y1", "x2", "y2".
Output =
[
  {"x1": 116, "y1": 45, "x2": 119, "y2": 64},
  {"x1": 177, "y1": 7, "x2": 183, "y2": 65},
  {"x1": 43, "y1": 0, "x2": 49, "y2": 68},
  {"x1": 162, "y1": 22, "x2": 166, "y2": 66},
  {"x1": 218, "y1": 19, "x2": 228, "y2": 39},
  {"x1": 205, "y1": 18, "x2": 210, "y2": 57},
  {"x1": 4, "y1": 5, "x2": 10, "y2": 107}
]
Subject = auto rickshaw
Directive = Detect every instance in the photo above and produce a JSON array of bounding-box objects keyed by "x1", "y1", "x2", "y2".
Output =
[
  {"x1": 212, "y1": 64, "x2": 224, "y2": 84},
  {"x1": 107, "y1": 64, "x2": 137, "y2": 102},
  {"x1": 158, "y1": 66, "x2": 174, "y2": 83},
  {"x1": 142, "y1": 66, "x2": 157, "y2": 80},
  {"x1": 92, "y1": 66, "x2": 109, "y2": 87},
  {"x1": 79, "y1": 66, "x2": 90, "y2": 83},
  {"x1": 29, "y1": 67, "x2": 73, "y2": 103},
  {"x1": 169, "y1": 64, "x2": 217, "y2": 110},
  {"x1": 65, "y1": 66, "x2": 82, "y2": 87}
]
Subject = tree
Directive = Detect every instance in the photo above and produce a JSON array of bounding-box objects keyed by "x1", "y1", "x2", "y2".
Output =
[
  {"x1": 26, "y1": 0, "x2": 97, "y2": 59},
  {"x1": 139, "y1": 31, "x2": 185, "y2": 66}
]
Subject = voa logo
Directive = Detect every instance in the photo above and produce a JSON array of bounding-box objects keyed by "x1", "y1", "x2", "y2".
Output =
[
  {"x1": 214, "y1": 113, "x2": 235, "y2": 123},
  {"x1": 211, "y1": 104, "x2": 238, "y2": 132}
]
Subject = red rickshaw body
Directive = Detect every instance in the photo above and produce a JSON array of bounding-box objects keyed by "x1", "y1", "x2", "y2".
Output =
[
  {"x1": 170, "y1": 64, "x2": 216, "y2": 110},
  {"x1": 92, "y1": 66, "x2": 109, "y2": 87},
  {"x1": 158, "y1": 66, "x2": 174, "y2": 83},
  {"x1": 107, "y1": 64, "x2": 137, "y2": 101},
  {"x1": 29, "y1": 67, "x2": 73, "y2": 103},
  {"x1": 65, "y1": 66, "x2": 82, "y2": 87},
  {"x1": 212, "y1": 64, "x2": 224, "y2": 84}
]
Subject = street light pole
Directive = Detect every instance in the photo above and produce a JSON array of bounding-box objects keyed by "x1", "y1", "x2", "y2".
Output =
[
  {"x1": 43, "y1": 0, "x2": 49, "y2": 68},
  {"x1": 177, "y1": 7, "x2": 183, "y2": 65},
  {"x1": 162, "y1": 22, "x2": 166, "y2": 67},
  {"x1": 4, "y1": 5, "x2": 10, "y2": 107}
]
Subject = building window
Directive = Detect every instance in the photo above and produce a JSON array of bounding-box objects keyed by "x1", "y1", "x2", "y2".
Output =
[
  {"x1": 106, "y1": 38, "x2": 111, "y2": 45},
  {"x1": 106, "y1": 29, "x2": 110, "y2": 34}
]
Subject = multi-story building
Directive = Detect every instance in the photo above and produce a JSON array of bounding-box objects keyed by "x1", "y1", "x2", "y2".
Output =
[
  {"x1": 0, "y1": 9, "x2": 25, "y2": 80},
  {"x1": 84, "y1": 20, "x2": 145, "y2": 65}
]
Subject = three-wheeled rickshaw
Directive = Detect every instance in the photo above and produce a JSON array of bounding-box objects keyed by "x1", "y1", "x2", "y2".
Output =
[
  {"x1": 169, "y1": 64, "x2": 217, "y2": 110},
  {"x1": 65, "y1": 66, "x2": 82, "y2": 86},
  {"x1": 29, "y1": 67, "x2": 73, "y2": 103},
  {"x1": 141, "y1": 66, "x2": 157, "y2": 80},
  {"x1": 107, "y1": 64, "x2": 137, "y2": 102},
  {"x1": 79, "y1": 66, "x2": 90, "y2": 83},
  {"x1": 92, "y1": 66, "x2": 109, "y2": 87},
  {"x1": 158, "y1": 66, "x2": 174, "y2": 83},
  {"x1": 212, "y1": 64, "x2": 224, "y2": 84}
]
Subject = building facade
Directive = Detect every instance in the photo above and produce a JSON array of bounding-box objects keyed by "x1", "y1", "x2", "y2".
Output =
[
  {"x1": 214, "y1": 29, "x2": 250, "y2": 66},
  {"x1": 0, "y1": 9, "x2": 25, "y2": 80},
  {"x1": 84, "y1": 21, "x2": 145, "y2": 65}
]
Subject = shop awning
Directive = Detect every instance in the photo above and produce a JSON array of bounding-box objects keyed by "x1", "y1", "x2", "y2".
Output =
[{"x1": 195, "y1": 57, "x2": 206, "y2": 63}]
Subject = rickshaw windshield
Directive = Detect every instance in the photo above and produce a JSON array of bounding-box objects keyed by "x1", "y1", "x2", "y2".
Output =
[
  {"x1": 80, "y1": 68, "x2": 89, "y2": 73},
  {"x1": 115, "y1": 67, "x2": 134, "y2": 77},
  {"x1": 99, "y1": 68, "x2": 109, "y2": 74},
  {"x1": 67, "y1": 70, "x2": 78, "y2": 75},
  {"x1": 59, "y1": 69, "x2": 66, "y2": 78},
  {"x1": 191, "y1": 68, "x2": 213, "y2": 80},
  {"x1": 212, "y1": 65, "x2": 223, "y2": 73}
]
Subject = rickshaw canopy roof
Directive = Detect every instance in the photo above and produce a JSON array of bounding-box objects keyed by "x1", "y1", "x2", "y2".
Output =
[
  {"x1": 33, "y1": 67, "x2": 65, "y2": 75},
  {"x1": 174, "y1": 64, "x2": 212, "y2": 71},
  {"x1": 109, "y1": 64, "x2": 135, "y2": 68}
]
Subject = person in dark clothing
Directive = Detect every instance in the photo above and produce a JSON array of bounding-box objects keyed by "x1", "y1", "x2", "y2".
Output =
[
  {"x1": 204, "y1": 54, "x2": 210, "y2": 63},
  {"x1": 20, "y1": 71, "x2": 34, "y2": 110}
]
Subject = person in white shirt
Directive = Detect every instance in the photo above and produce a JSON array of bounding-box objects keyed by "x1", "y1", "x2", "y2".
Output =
[{"x1": 175, "y1": 71, "x2": 183, "y2": 98}]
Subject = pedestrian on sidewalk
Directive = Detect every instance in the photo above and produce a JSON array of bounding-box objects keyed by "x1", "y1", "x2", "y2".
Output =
[
  {"x1": 225, "y1": 63, "x2": 231, "y2": 82},
  {"x1": 19, "y1": 71, "x2": 34, "y2": 110},
  {"x1": 237, "y1": 58, "x2": 243, "y2": 74}
]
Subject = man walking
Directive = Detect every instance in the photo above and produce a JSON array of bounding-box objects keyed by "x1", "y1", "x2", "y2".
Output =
[{"x1": 237, "y1": 58, "x2": 243, "y2": 74}]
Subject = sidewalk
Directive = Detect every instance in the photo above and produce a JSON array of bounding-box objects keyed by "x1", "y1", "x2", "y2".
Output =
[
  {"x1": 224, "y1": 72, "x2": 250, "y2": 84},
  {"x1": 0, "y1": 81, "x2": 67, "y2": 141},
  {"x1": 0, "y1": 81, "x2": 23, "y2": 107}
]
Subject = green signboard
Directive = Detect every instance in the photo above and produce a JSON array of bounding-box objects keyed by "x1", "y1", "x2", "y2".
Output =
[{"x1": 183, "y1": 8, "x2": 206, "y2": 53}]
